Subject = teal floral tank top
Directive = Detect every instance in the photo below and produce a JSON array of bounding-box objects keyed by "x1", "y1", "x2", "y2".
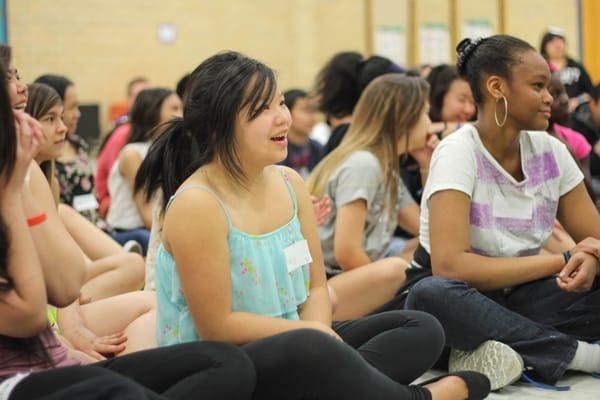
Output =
[{"x1": 156, "y1": 168, "x2": 311, "y2": 346}]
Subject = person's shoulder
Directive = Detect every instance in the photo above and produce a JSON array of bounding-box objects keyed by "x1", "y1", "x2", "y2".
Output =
[
  {"x1": 122, "y1": 141, "x2": 149, "y2": 156},
  {"x1": 522, "y1": 130, "x2": 551, "y2": 142},
  {"x1": 163, "y1": 184, "x2": 229, "y2": 245},
  {"x1": 276, "y1": 165, "x2": 303, "y2": 187},
  {"x1": 567, "y1": 57, "x2": 585, "y2": 68},
  {"x1": 70, "y1": 135, "x2": 89, "y2": 151},
  {"x1": 554, "y1": 123, "x2": 586, "y2": 140},
  {"x1": 343, "y1": 150, "x2": 381, "y2": 168},
  {"x1": 101, "y1": 125, "x2": 131, "y2": 156},
  {"x1": 112, "y1": 123, "x2": 131, "y2": 141},
  {"x1": 435, "y1": 124, "x2": 478, "y2": 153},
  {"x1": 309, "y1": 138, "x2": 323, "y2": 151},
  {"x1": 524, "y1": 130, "x2": 568, "y2": 154},
  {"x1": 331, "y1": 123, "x2": 350, "y2": 136}
]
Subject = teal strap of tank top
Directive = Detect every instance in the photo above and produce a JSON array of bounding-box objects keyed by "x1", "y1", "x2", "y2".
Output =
[
  {"x1": 165, "y1": 184, "x2": 233, "y2": 227},
  {"x1": 275, "y1": 166, "x2": 298, "y2": 215},
  {"x1": 165, "y1": 166, "x2": 298, "y2": 225}
]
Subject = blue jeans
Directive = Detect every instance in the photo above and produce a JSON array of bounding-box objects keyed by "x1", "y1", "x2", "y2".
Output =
[
  {"x1": 405, "y1": 274, "x2": 600, "y2": 383},
  {"x1": 111, "y1": 228, "x2": 151, "y2": 255}
]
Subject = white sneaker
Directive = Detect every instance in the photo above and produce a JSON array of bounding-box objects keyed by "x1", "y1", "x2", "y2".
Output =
[
  {"x1": 123, "y1": 240, "x2": 143, "y2": 255},
  {"x1": 449, "y1": 340, "x2": 524, "y2": 391}
]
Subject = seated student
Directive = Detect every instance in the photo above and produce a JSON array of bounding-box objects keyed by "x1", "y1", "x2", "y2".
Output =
[
  {"x1": 539, "y1": 74, "x2": 595, "y2": 254},
  {"x1": 428, "y1": 64, "x2": 476, "y2": 122},
  {"x1": 308, "y1": 74, "x2": 429, "y2": 320},
  {"x1": 135, "y1": 51, "x2": 490, "y2": 400},
  {"x1": 279, "y1": 89, "x2": 322, "y2": 178},
  {"x1": 427, "y1": 64, "x2": 476, "y2": 136},
  {"x1": 400, "y1": 64, "x2": 475, "y2": 205},
  {"x1": 0, "y1": 87, "x2": 256, "y2": 400},
  {"x1": 317, "y1": 52, "x2": 425, "y2": 254},
  {"x1": 24, "y1": 82, "x2": 158, "y2": 358},
  {"x1": 96, "y1": 122, "x2": 131, "y2": 216},
  {"x1": 569, "y1": 84, "x2": 600, "y2": 199},
  {"x1": 107, "y1": 88, "x2": 182, "y2": 254},
  {"x1": 0, "y1": 45, "x2": 26, "y2": 112},
  {"x1": 175, "y1": 73, "x2": 190, "y2": 100},
  {"x1": 316, "y1": 52, "x2": 404, "y2": 156},
  {"x1": 540, "y1": 28, "x2": 593, "y2": 111},
  {"x1": 548, "y1": 75, "x2": 592, "y2": 168},
  {"x1": 404, "y1": 35, "x2": 600, "y2": 391},
  {"x1": 33, "y1": 74, "x2": 141, "y2": 250},
  {"x1": 32, "y1": 76, "x2": 97, "y2": 221},
  {"x1": 112, "y1": 77, "x2": 151, "y2": 127},
  {"x1": 96, "y1": 78, "x2": 152, "y2": 217},
  {"x1": 26, "y1": 83, "x2": 145, "y2": 300}
]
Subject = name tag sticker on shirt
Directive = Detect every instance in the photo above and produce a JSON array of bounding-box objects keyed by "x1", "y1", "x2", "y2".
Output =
[
  {"x1": 72, "y1": 194, "x2": 99, "y2": 212},
  {"x1": 492, "y1": 193, "x2": 533, "y2": 220},
  {"x1": 284, "y1": 240, "x2": 313, "y2": 273}
]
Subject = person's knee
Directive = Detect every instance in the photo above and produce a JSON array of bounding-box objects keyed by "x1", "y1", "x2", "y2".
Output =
[
  {"x1": 376, "y1": 258, "x2": 407, "y2": 288},
  {"x1": 406, "y1": 276, "x2": 465, "y2": 311},
  {"x1": 205, "y1": 342, "x2": 256, "y2": 392},
  {"x1": 118, "y1": 253, "x2": 145, "y2": 289},
  {"x1": 270, "y1": 329, "x2": 343, "y2": 369},
  {"x1": 400, "y1": 310, "x2": 445, "y2": 355}
]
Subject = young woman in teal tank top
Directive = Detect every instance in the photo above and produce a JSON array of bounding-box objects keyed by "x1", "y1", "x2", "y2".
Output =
[{"x1": 135, "y1": 51, "x2": 490, "y2": 400}]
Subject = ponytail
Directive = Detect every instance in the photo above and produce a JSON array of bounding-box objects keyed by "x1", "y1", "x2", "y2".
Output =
[
  {"x1": 134, "y1": 118, "x2": 207, "y2": 211},
  {"x1": 135, "y1": 51, "x2": 278, "y2": 208}
]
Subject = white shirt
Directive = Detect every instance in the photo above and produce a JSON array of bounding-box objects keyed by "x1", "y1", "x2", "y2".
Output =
[
  {"x1": 419, "y1": 124, "x2": 583, "y2": 257},
  {"x1": 106, "y1": 142, "x2": 151, "y2": 230}
]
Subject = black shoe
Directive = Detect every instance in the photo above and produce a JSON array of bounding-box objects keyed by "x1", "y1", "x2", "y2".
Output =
[{"x1": 418, "y1": 371, "x2": 491, "y2": 400}]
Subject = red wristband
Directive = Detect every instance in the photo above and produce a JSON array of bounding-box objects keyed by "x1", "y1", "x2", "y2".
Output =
[{"x1": 27, "y1": 212, "x2": 47, "y2": 227}]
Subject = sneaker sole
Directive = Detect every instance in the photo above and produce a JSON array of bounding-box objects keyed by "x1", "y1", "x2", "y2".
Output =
[
  {"x1": 123, "y1": 240, "x2": 143, "y2": 255},
  {"x1": 449, "y1": 340, "x2": 524, "y2": 391}
]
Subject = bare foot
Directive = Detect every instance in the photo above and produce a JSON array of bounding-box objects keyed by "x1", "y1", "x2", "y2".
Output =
[{"x1": 424, "y1": 375, "x2": 469, "y2": 400}]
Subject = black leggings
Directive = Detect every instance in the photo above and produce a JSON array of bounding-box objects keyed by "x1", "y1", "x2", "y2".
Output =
[
  {"x1": 10, "y1": 311, "x2": 442, "y2": 400},
  {"x1": 244, "y1": 310, "x2": 444, "y2": 400},
  {"x1": 9, "y1": 341, "x2": 254, "y2": 400}
]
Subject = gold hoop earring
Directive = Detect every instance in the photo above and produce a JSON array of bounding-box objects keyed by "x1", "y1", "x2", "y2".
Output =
[{"x1": 494, "y1": 95, "x2": 508, "y2": 127}]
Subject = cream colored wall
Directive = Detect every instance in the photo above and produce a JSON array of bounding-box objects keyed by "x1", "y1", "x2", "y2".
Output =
[
  {"x1": 456, "y1": 0, "x2": 500, "y2": 38},
  {"x1": 504, "y1": 0, "x2": 579, "y2": 58},
  {"x1": 8, "y1": 0, "x2": 584, "y2": 132},
  {"x1": 8, "y1": 0, "x2": 367, "y2": 132},
  {"x1": 371, "y1": 0, "x2": 409, "y2": 63},
  {"x1": 414, "y1": 0, "x2": 451, "y2": 64}
]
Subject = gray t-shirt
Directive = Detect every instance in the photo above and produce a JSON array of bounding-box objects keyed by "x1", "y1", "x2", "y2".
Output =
[{"x1": 319, "y1": 150, "x2": 415, "y2": 275}]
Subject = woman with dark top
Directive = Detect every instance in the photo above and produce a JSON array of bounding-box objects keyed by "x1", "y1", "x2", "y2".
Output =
[{"x1": 540, "y1": 28, "x2": 593, "y2": 110}]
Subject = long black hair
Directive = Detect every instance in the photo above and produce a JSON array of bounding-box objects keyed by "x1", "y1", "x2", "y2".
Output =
[
  {"x1": 0, "y1": 64, "x2": 54, "y2": 368},
  {"x1": 0, "y1": 44, "x2": 11, "y2": 70},
  {"x1": 34, "y1": 74, "x2": 73, "y2": 101},
  {"x1": 427, "y1": 64, "x2": 461, "y2": 122},
  {"x1": 456, "y1": 35, "x2": 534, "y2": 104},
  {"x1": 134, "y1": 51, "x2": 277, "y2": 210},
  {"x1": 315, "y1": 52, "x2": 404, "y2": 119},
  {"x1": 127, "y1": 88, "x2": 174, "y2": 145},
  {"x1": 0, "y1": 61, "x2": 15, "y2": 290}
]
